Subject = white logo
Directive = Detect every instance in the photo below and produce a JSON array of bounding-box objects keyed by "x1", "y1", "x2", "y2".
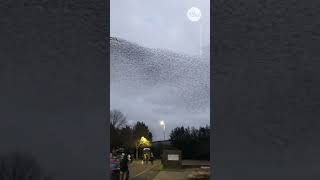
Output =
[{"x1": 187, "y1": 7, "x2": 202, "y2": 22}]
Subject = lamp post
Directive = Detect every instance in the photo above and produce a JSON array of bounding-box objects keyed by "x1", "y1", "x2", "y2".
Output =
[
  {"x1": 160, "y1": 120, "x2": 165, "y2": 141},
  {"x1": 136, "y1": 141, "x2": 139, "y2": 160}
]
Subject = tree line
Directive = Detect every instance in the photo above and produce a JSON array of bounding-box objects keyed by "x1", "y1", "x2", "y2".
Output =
[
  {"x1": 110, "y1": 109, "x2": 210, "y2": 160},
  {"x1": 110, "y1": 109, "x2": 152, "y2": 155},
  {"x1": 170, "y1": 126, "x2": 210, "y2": 160}
]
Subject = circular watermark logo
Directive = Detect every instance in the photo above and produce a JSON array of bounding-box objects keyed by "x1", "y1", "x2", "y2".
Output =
[{"x1": 187, "y1": 7, "x2": 202, "y2": 22}]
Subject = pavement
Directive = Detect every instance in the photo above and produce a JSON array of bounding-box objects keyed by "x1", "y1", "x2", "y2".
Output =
[
  {"x1": 152, "y1": 170, "x2": 191, "y2": 180},
  {"x1": 153, "y1": 167, "x2": 210, "y2": 180},
  {"x1": 126, "y1": 160, "x2": 210, "y2": 180},
  {"x1": 182, "y1": 160, "x2": 210, "y2": 167},
  {"x1": 130, "y1": 160, "x2": 161, "y2": 180}
]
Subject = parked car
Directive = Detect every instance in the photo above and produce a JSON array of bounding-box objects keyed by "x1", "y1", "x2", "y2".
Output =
[{"x1": 110, "y1": 154, "x2": 120, "y2": 180}]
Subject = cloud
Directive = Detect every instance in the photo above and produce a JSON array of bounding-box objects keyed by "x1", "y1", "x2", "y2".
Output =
[
  {"x1": 111, "y1": 84, "x2": 209, "y2": 141},
  {"x1": 110, "y1": 0, "x2": 210, "y2": 140},
  {"x1": 111, "y1": 0, "x2": 210, "y2": 55}
]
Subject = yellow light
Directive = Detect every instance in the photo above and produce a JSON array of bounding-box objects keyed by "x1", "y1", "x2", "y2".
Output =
[
  {"x1": 138, "y1": 136, "x2": 151, "y2": 147},
  {"x1": 141, "y1": 136, "x2": 146, "y2": 142}
]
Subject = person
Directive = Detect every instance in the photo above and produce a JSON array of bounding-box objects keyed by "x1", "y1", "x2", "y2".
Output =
[
  {"x1": 160, "y1": 154, "x2": 163, "y2": 164},
  {"x1": 150, "y1": 152, "x2": 154, "y2": 165},
  {"x1": 143, "y1": 153, "x2": 147, "y2": 164},
  {"x1": 130, "y1": 154, "x2": 134, "y2": 163},
  {"x1": 127, "y1": 154, "x2": 131, "y2": 163},
  {"x1": 146, "y1": 154, "x2": 149, "y2": 164},
  {"x1": 120, "y1": 153, "x2": 129, "y2": 180}
]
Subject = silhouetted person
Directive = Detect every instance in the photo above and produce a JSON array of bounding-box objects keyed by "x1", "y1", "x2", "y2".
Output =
[
  {"x1": 120, "y1": 153, "x2": 129, "y2": 180},
  {"x1": 143, "y1": 153, "x2": 147, "y2": 164},
  {"x1": 130, "y1": 154, "x2": 134, "y2": 163},
  {"x1": 145, "y1": 154, "x2": 149, "y2": 164},
  {"x1": 150, "y1": 152, "x2": 154, "y2": 165}
]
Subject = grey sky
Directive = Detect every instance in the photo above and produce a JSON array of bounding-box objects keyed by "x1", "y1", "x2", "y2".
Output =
[
  {"x1": 110, "y1": 0, "x2": 210, "y2": 141},
  {"x1": 111, "y1": 0, "x2": 210, "y2": 55}
]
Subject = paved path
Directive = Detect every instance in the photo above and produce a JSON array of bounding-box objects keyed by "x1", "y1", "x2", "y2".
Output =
[
  {"x1": 127, "y1": 160, "x2": 210, "y2": 180},
  {"x1": 153, "y1": 168, "x2": 211, "y2": 180},
  {"x1": 182, "y1": 160, "x2": 210, "y2": 166},
  {"x1": 152, "y1": 170, "x2": 190, "y2": 180},
  {"x1": 129, "y1": 160, "x2": 161, "y2": 180}
]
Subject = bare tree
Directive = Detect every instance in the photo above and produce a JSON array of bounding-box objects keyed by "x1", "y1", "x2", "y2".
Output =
[
  {"x1": 0, "y1": 152, "x2": 53, "y2": 180},
  {"x1": 110, "y1": 109, "x2": 127, "y2": 129}
]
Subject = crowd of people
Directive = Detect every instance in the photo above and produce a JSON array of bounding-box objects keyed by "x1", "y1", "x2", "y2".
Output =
[
  {"x1": 118, "y1": 151, "x2": 155, "y2": 180},
  {"x1": 142, "y1": 152, "x2": 154, "y2": 165}
]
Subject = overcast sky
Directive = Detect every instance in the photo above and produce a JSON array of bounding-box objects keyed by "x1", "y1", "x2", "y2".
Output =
[
  {"x1": 111, "y1": 0, "x2": 210, "y2": 55},
  {"x1": 111, "y1": 0, "x2": 210, "y2": 141}
]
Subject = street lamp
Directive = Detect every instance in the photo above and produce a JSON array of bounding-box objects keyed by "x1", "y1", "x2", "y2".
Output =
[{"x1": 160, "y1": 120, "x2": 165, "y2": 141}]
